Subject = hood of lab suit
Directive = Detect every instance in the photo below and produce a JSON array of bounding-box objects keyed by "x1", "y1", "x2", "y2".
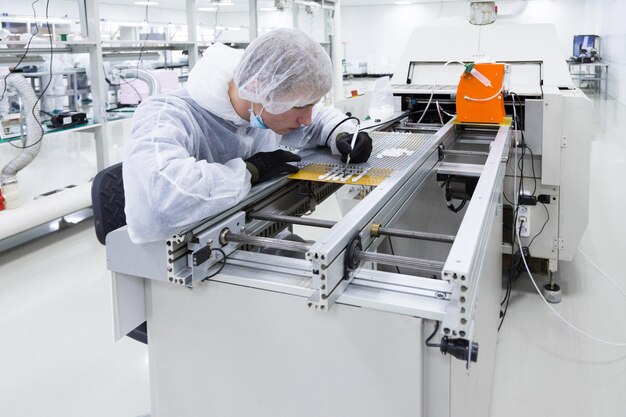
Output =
[{"x1": 187, "y1": 43, "x2": 248, "y2": 125}]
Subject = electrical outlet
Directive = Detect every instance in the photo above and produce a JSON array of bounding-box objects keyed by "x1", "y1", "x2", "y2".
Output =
[{"x1": 516, "y1": 206, "x2": 531, "y2": 237}]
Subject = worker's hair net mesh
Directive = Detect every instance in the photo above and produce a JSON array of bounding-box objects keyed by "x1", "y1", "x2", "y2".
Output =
[{"x1": 233, "y1": 28, "x2": 332, "y2": 114}]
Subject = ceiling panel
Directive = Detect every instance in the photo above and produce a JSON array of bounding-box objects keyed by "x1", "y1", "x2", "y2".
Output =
[{"x1": 98, "y1": 0, "x2": 466, "y2": 12}]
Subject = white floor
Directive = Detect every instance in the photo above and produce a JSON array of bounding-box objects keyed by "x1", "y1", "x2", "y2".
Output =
[
  {"x1": 0, "y1": 91, "x2": 624, "y2": 417},
  {"x1": 490, "y1": 92, "x2": 626, "y2": 417}
]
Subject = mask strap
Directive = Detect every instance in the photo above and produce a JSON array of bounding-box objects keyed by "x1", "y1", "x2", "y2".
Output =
[{"x1": 250, "y1": 103, "x2": 264, "y2": 118}]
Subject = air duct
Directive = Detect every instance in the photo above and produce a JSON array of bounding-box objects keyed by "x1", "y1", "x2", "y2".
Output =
[
  {"x1": 469, "y1": 1, "x2": 497, "y2": 25},
  {"x1": 120, "y1": 68, "x2": 161, "y2": 96},
  {"x1": 0, "y1": 73, "x2": 44, "y2": 209}
]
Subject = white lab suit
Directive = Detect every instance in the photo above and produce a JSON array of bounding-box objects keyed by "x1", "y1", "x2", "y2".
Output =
[{"x1": 123, "y1": 43, "x2": 353, "y2": 243}]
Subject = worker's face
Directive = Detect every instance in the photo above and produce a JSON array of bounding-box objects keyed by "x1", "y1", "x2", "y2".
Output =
[{"x1": 252, "y1": 100, "x2": 319, "y2": 135}]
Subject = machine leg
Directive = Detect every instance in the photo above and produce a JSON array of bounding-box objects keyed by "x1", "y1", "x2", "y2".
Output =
[{"x1": 542, "y1": 268, "x2": 561, "y2": 304}]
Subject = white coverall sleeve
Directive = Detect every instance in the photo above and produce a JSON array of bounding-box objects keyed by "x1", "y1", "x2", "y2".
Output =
[
  {"x1": 279, "y1": 103, "x2": 356, "y2": 155},
  {"x1": 123, "y1": 96, "x2": 251, "y2": 244}
]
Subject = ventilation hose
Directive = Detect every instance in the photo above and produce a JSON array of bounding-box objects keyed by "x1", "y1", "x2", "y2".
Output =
[
  {"x1": 1, "y1": 73, "x2": 44, "y2": 209},
  {"x1": 120, "y1": 69, "x2": 161, "y2": 96}
]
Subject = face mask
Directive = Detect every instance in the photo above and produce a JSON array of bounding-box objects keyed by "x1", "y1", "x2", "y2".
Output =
[{"x1": 249, "y1": 106, "x2": 268, "y2": 129}]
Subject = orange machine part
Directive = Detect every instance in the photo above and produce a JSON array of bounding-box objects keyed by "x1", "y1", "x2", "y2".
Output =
[{"x1": 456, "y1": 63, "x2": 505, "y2": 124}]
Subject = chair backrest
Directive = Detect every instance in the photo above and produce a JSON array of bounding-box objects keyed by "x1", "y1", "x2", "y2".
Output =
[
  {"x1": 91, "y1": 162, "x2": 126, "y2": 245},
  {"x1": 91, "y1": 163, "x2": 147, "y2": 344}
]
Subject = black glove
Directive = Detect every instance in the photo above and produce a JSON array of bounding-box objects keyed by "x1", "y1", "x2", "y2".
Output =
[
  {"x1": 245, "y1": 149, "x2": 301, "y2": 185},
  {"x1": 336, "y1": 131, "x2": 373, "y2": 164}
]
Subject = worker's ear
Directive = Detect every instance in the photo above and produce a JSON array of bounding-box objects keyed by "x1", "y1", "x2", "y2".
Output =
[{"x1": 238, "y1": 79, "x2": 263, "y2": 97}]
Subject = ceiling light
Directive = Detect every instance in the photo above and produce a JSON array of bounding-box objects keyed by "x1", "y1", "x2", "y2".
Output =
[
  {"x1": 198, "y1": 6, "x2": 218, "y2": 11},
  {"x1": 103, "y1": 20, "x2": 146, "y2": 27},
  {"x1": 134, "y1": 1, "x2": 159, "y2": 5},
  {"x1": 216, "y1": 25, "x2": 242, "y2": 31}
]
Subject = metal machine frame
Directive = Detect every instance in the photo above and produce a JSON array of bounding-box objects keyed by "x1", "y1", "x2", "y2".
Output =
[
  {"x1": 104, "y1": 22, "x2": 590, "y2": 417},
  {"x1": 107, "y1": 119, "x2": 510, "y2": 416}
]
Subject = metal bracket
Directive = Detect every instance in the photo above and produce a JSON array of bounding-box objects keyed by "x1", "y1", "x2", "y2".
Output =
[
  {"x1": 552, "y1": 237, "x2": 565, "y2": 251},
  {"x1": 561, "y1": 136, "x2": 568, "y2": 148},
  {"x1": 167, "y1": 211, "x2": 246, "y2": 287}
]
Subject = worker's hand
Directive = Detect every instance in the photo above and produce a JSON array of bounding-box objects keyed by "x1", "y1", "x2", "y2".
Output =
[
  {"x1": 336, "y1": 131, "x2": 373, "y2": 164},
  {"x1": 245, "y1": 149, "x2": 301, "y2": 185}
]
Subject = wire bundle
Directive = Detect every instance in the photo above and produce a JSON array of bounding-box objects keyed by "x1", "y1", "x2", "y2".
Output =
[{"x1": 0, "y1": 0, "x2": 53, "y2": 150}]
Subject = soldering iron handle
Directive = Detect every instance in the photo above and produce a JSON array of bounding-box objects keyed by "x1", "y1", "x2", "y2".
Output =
[{"x1": 345, "y1": 123, "x2": 360, "y2": 166}]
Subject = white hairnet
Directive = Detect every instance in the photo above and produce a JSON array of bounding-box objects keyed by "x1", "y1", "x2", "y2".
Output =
[{"x1": 233, "y1": 28, "x2": 332, "y2": 114}]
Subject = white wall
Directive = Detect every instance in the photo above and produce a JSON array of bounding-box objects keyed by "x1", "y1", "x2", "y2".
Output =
[
  {"x1": 0, "y1": 0, "x2": 79, "y2": 18},
  {"x1": 593, "y1": 0, "x2": 626, "y2": 104},
  {"x1": 341, "y1": 0, "x2": 592, "y2": 70}
]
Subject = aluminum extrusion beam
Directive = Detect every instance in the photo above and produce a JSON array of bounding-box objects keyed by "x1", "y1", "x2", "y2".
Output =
[
  {"x1": 306, "y1": 124, "x2": 456, "y2": 308},
  {"x1": 223, "y1": 232, "x2": 312, "y2": 253},
  {"x1": 437, "y1": 162, "x2": 484, "y2": 178},
  {"x1": 375, "y1": 227, "x2": 455, "y2": 244},
  {"x1": 249, "y1": 212, "x2": 336, "y2": 229},
  {"x1": 355, "y1": 251, "x2": 445, "y2": 272},
  {"x1": 441, "y1": 123, "x2": 511, "y2": 342},
  {"x1": 210, "y1": 251, "x2": 450, "y2": 319},
  {"x1": 441, "y1": 149, "x2": 490, "y2": 157},
  {"x1": 250, "y1": 212, "x2": 455, "y2": 243}
]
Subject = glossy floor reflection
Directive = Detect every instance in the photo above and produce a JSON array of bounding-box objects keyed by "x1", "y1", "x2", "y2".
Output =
[
  {"x1": 490, "y1": 92, "x2": 626, "y2": 417},
  {"x1": 0, "y1": 221, "x2": 151, "y2": 417}
]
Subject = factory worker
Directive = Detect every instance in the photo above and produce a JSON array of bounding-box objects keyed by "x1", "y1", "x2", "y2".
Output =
[{"x1": 123, "y1": 28, "x2": 373, "y2": 244}]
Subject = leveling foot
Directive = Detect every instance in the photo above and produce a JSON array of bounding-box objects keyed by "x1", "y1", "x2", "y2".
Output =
[{"x1": 542, "y1": 283, "x2": 562, "y2": 304}]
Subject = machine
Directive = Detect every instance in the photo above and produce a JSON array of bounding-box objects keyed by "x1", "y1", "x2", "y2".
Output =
[{"x1": 104, "y1": 22, "x2": 590, "y2": 417}]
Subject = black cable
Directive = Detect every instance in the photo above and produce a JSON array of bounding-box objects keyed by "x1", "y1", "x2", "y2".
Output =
[
  {"x1": 358, "y1": 108, "x2": 428, "y2": 132},
  {"x1": 511, "y1": 93, "x2": 524, "y2": 255},
  {"x1": 136, "y1": 3, "x2": 150, "y2": 75},
  {"x1": 526, "y1": 202, "x2": 550, "y2": 249},
  {"x1": 446, "y1": 199, "x2": 466, "y2": 213},
  {"x1": 500, "y1": 222, "x2": 536, "y2": 331},
  {"x1": 323, "y1": 116, "x2": 360, "y2": 147},
  {"x1": 0, "y1": 0, "x2": 42, "y2": 102},
  {"x1": 500, "y1": 94, "x2": 524, "y2": 321},
  {"x1": 425, "y1": 321, "x2": 440, "y2": 347},
  {"x1": 7, "y1": 0, "x2": 53, "y2": 151},
  {"x1": 511, "y1": 92, "x2": 537, "y2": 196},
  {"x1": 386, "y1": 237, "x2": 402, "y2": 274},
  {"x1": 500, "y1": 92, "x2": 538, "y2": 328},
  {"x1": 444, "y1": 177, "x2": 466, "y2": 213},
  {"x1": 202, "y1": 248, "x2": 228, "y2": 281},
  {"x1": 524, "y1": 143, "x2": 537, "y2": 196},
  {"x1": 499, "y1": 224, "x2": 525, "y2": 331},
  {"x1": 104, "y1": 66, "x2": 143, "y2": 103}
]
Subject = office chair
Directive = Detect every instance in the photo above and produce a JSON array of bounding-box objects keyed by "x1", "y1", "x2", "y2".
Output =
[{"x1": 91, "y1": 162, "x2": 147, "y2": 345}]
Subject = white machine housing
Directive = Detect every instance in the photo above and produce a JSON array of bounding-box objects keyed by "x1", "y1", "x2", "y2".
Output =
[{"x1": 391, "y1": 22, "x2": 591, "y2": 268}]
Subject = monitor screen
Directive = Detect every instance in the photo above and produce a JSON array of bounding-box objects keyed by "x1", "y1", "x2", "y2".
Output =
[{"x1": 573, "y1": 35, "x2": 597, "y2": 56}]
